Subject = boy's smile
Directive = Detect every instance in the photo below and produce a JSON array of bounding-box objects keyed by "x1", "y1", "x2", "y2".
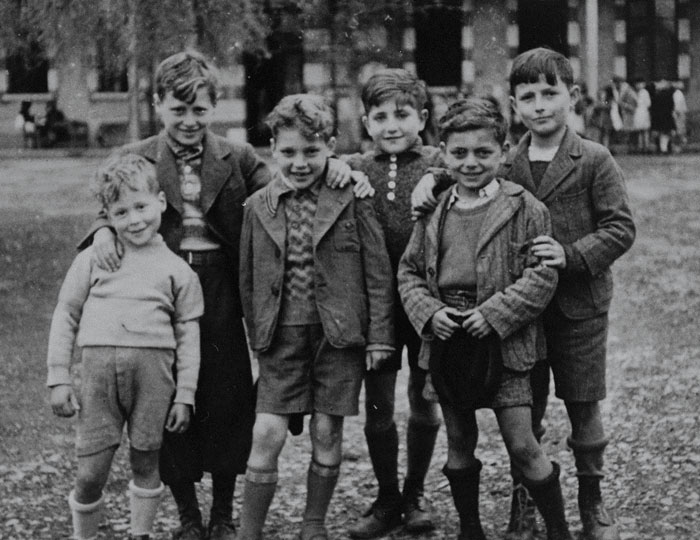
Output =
[
  {"x1": 107, "y1": 189, "x2": 166, "y2": 249},
  {"x1": 511, "y1": 74, "x2": 578, "y2": 145},
  {"x1": 363, "y1": 100, "x2": 427, "y2": 155},
  {"x1": 441, "y1": 128, "x2": 506, "y2": 196},
  {"x1": 155, "y1": 87, "x2": 214, "y2": 146},
  {"x1": 271, "y1": 128, "x2": 336, "y2": 190}
]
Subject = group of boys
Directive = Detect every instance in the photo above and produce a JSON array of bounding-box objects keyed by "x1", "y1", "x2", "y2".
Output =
[{"x1": 47, "y1": 46, "x2": 634, "y2": 540}]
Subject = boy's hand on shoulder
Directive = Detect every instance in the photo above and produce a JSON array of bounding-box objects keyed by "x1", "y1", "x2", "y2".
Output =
[
  {"x1": 366, "y1": 349, "x2": 392, "y2": 371},
  {"x1": 431, "y1": 307, "x2": 463, "y2": 341},
  {"x1": 531, "y1": 236, "x2": 567, "y2": 269},
  {"x1": 351, "y1": 171, "x2": 375, "y2": 198},
  {"x1": 411, "y1": 173, "x2": 438, "y2": 220},
  {"x1": 165, "y1": 403, "x2": 191, "y2": 433},
  {"x1": 92, "y1": 227, "x2": 123, "y2": 272},
  {"x1": 50, "y1": 384, "x2": 80, "y2": 417},
  {"x1": 326, "y1": 157, "x2": 353, "y2": 189},
  {"x1": 462, "y1": 309, "x2": 494, "y2": 339}
]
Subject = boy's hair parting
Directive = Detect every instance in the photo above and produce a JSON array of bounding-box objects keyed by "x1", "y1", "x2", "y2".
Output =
[
  {"x1": 155, "y1": 50, "x2": 219, "y2": 105},
  {"x1": 438, "y1": 95, "x2": 509, "y2": 145},
  {"x1": 266, "y1": 93, "x2": 336, "y2": 141},
  {"x1": 92, "y1": 153, "x2": 159, "y2": 208},
  {"x1": 361, "y1": 68, "x2": 429, "y2": 114},
  {"x1": 509, "y1": 47, "x2": 574, "y2": 95}
]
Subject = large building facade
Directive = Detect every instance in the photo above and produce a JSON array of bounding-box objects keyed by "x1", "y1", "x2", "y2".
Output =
[{"x1": 0, "y1": 0, "x2": 697, "y2": 150}]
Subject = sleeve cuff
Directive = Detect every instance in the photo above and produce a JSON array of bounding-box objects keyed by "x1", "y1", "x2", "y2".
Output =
[
  {"x1": 174, "y1": 388, "x2": 196, "y2": 406},
  {"x1": 46, "y1": 367, "x2": 72, "y2": 388},
  {"x1": 366, "y1": 344, "x2": 396, "y2": 352}
]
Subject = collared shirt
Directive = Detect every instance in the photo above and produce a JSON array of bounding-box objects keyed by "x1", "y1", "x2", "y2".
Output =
[{"x1": 446, "y1": 178, "x2": 500, "y2": 210}]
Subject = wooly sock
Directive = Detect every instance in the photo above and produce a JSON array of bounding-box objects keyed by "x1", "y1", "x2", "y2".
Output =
[
  {"x1": 69, "y1": 489, "x2": 104, "y2": 540},
  {"x1": 129, "y1": 480, "x2": 164, "y2": 536}
]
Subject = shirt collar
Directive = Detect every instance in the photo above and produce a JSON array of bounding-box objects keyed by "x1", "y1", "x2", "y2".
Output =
[
  {"x1": 447, "y1": 178, "x2": 500, "y2": 209},
  {"x1": 268, "y1": 171, "x2": 322, "y2": 212},
  {"x1": 372, "y1": 138, "x2": 424, "y2": 161},
  {"x1": 165, "y1": 132, "x2": 204, "y2": 162}
]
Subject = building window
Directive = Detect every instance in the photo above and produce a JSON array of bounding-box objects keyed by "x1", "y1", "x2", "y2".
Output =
[
  {"x1": 413, "y1": 0, "x2": 462, "y2": 87},
  {"x1": 627, "y1": 0, "x2": 677, "y2": 82},
  {"x1": 95, "y1": 40, "x2": 128, "y2": 92},
  {"x1": 6, "y1": 41, "x2": 49, "y2": 94},
  {"x1": 518, "y1": 0, "x2": 569, "y2": 55}
]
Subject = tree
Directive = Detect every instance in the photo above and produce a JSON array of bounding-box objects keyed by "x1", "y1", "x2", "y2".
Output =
[{"x1": 3, "y1": 0, "x2": 269, "y2": 142}]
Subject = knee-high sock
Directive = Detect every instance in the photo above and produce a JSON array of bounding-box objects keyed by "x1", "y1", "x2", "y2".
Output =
[
  {"x1": 69, "y1": 490, "x2": 104, "y2": 540},
  {"x1": 129, "y1": 480, "x2": 164, "y2": 536}
]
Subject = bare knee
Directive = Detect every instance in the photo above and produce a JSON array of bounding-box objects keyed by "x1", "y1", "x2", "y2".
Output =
[
  {"x1": 130, "y1": 448, "x2": 160, "y2": 486},
  {"x1": 250, "y1": 416, "x2": 287, "y2": 466},
  {"x1": 508, "y1": 440, "x2": 544, "y2": 470},
  {"x1": 310, "y1": 414, "x2": 343, "y2": 456}
]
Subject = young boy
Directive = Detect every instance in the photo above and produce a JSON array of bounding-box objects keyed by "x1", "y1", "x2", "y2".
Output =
[
  {"x1": 237, "y1": 93, "x2": 395, "y2": 540},
  {"x1": 81, "y1": 51, "x2": 355, "y2": 540},
  {"x1": 343, "y1": 68, "x2": 443, "y2": 539},
  {"x1": 413, "y1": 48, "x2": 636, "y2": 540},
  {"x1": 398, "y1": 96, "x2": 571, "y2": 540},
  {"x1": 47, "y1": 154, "x2": 204, "y2": 540}
]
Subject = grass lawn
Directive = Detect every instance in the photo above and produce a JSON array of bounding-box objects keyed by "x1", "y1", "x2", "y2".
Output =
[{"x1": 1, "y1": 154, "x2": 699, "y2": 539}]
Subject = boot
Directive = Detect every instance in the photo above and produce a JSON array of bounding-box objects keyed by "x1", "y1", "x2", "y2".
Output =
[
  {"x1": 238, "y1": 467, "x2": 278, "y2": 540},
  {"x1": 442, "y1": 461, "x2": 486, "y2": 540},
  {"x1": 402, "y1": 420, "x2": 439, "y2": 533},
  {"x1": 208, "y1": 474, "x2": 237, "y2": 540},
  {"x1": 578, "y1": 477, "x2": 620, "y2": 540},
  {"x1": 522, "y1": 462, "x2": 573, "y2": 540},
  {"x1": 504, "y1": 482, "x2": 538, "y2": 540},
  {"x1": 299, "y1": 460, "x2": 340, "y2": 540},
  {"x1": 169, "y1": 482, "x2": 205, "y2": 540},
  {"x1": 348, "y1": 425, "x2": 402, "y2": 539},
  {"x1": 568, "y1": 437, "x2": 620, "y2": 540}
]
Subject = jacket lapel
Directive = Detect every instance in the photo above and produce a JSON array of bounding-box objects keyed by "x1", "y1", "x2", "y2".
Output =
[
  {"x1": 504, "y1": 133, "x2": 537, "y2": 194},
  {"x1": 476, "y1": 183, "x2": 522, "y2": 254},
  {"x1": 150, "y1": 136, "x2": 183, "y2": 215},
  {"x1": 200, "y1": 132, "x2": 233, "y2": 214},
  {"x1": 313, "y1": 184, "x2": 354, "y2": 247},
  {"x1": 424, "y1": 194, "x2": 449, "y2": 294},
  {"x1": 535, "y1": 127, "x2": 581, "y2": 201},
  {"x1": 253, "y1": 187, "x2": 287, "y2": 253}
]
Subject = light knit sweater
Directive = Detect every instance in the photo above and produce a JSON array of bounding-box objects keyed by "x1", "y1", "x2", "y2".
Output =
[{"x1": 46, "y1": 235, "x2": 204, "y2": 405}]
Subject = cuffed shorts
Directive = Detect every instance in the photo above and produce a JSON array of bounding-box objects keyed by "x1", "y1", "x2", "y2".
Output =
[
  {"x1": 256, "y1": 324, "x2": 365, "y2": 417},
  {"x1": 76, "y1": 346, "x2": 175, "y2": 456}
]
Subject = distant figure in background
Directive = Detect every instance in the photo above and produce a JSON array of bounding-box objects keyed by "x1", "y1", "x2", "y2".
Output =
[
  {"x1": 672, "y1": 81, "x2": 688, "y2": 153},
  {"x1": 589, "y1": 86, "x2": 615, "y2": 149},
  {"x1": 569, "y1": 82, "x2": 593, "y2": 137},
  {"x1": 16, "y1": 100, "x2": 37, "y2": 148},
  {"x1": 632, "y1": 80, "x2": 652, "y2": 153},
  {"x1": 613, "y1": 76, "x2": 637, "y2": 149},
  {"x1": 39, "y1": 100, "x2": 70, "y2": 147},
  {"x1": 650, "y1": 80, "x2": 675, "y2": 154}
]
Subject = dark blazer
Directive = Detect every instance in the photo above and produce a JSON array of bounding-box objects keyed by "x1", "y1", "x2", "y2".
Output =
[
  {"x1": 399, "y1": 180, "x2": 558, "y2": 372},
  {"x1": 79, "y1": 130, "x2": 271, "y2": 312},
  {"x1": 240, "y1": 176, "x2": 395, "y2": 352},
  {"x1": 502, "y1": 128, "x2": 635, "y2": 319}
]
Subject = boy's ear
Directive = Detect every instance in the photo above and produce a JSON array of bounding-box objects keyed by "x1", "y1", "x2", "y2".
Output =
[
  {"x1": 361, "y1": 115, "x2": 369, "y2": 132},
  {"x1": 500, "y1": 141, "x2": 511, "y2": 160},
  {"x1": 157, "y1": 191, "x2": 167, "y2": 211},
  {"x1": 326, "y1": 136, "x2": 337, "y2": 153},
  {"x1": 269, "y1": 137, "x2": 276, "y2": 153},
  {"x1": 569, "y1": 85, "x2": 581, "y2": 107},
  {"x1": 438, "y1": 141, "x2": 446, "y2": 153}
]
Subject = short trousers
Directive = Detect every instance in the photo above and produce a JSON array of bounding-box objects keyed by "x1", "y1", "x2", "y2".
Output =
[
  {"x1": 539, "y1": 304, "x2": 608, "y2": 402},
  {"x1": 256, "y1": 324, "x2": 365, "y2": 417},
  {"x1": 76, "y1": 346, "x2": 175, "y2": 457},
  {"x1": 377, "y1": 300, "x2": 421, "y2": 372},
  {"x1": 432, "y1": 330, "x2": 532, "y2": 411}
]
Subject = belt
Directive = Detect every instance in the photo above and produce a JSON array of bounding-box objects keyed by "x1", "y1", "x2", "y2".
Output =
[
  {"x1": 440, "y1": 288, "x2": 477, "y2": 310},
  {"x1": 179, "y1": 250, "x2": 227, "y2": 266}
]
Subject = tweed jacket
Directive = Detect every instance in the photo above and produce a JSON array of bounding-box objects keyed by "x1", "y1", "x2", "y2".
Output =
[
  {"x1": 240, "y1": 175, "x2": 394, "y2": 352},
  {"x1": 79, "y1": 131, "x2": 270, "y2": 313},
  {"x1": 502, "y1": 128, "x2": 635, "y2": 319},
  {"x1": 398, "y1": 180, "x2": 558, "y2": 372}
]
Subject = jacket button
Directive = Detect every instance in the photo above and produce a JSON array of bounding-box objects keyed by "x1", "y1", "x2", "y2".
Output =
[{"x1": 271, "y1": 285, "x2": 280, "y2": 296}]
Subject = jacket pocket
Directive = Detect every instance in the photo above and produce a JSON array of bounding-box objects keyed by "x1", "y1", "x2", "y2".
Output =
[{"x1": 333, "y1": 219, "x2": 360, "y2": 252}]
